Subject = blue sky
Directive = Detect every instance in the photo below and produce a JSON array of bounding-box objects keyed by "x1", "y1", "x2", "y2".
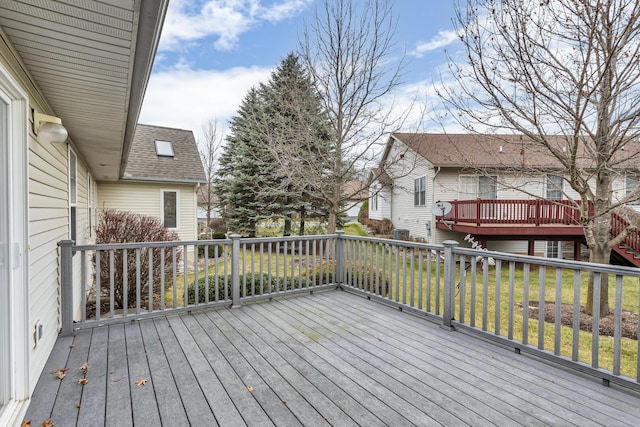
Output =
[{"x1": 139, "y1": 0, "x2": 460, "y2": 144}]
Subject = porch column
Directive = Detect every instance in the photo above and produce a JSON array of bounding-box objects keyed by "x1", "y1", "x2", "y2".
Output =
[
  {"x1": 442, "y1": 240, "x2": 458, "y2": 331},
  {"x1": 573, "y1": 241, "x2": 582, "y2": 261},
  {"x1": 58, "y1": 240, "x2": 75, "y2": 336},
  {"x1": 230, "y1": 234, "x2": 241, "y2": 308},
  {"x1": 528, "y1": 240, "x2": 535, "y2": 256}
]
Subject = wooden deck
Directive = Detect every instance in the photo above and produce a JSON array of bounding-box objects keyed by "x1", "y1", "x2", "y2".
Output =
[{"x1": 25, "y1": 290, "x2": 640, "y2": 426}]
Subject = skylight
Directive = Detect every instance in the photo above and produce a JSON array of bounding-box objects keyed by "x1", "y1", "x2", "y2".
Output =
[{"x1": 155, "y1": 140, "x2": 174, "y2": 157}]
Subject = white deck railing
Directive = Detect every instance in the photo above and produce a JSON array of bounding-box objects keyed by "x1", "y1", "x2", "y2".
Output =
[{"x1": 59, "y1": 232, "x2": 640, "y2": 391}]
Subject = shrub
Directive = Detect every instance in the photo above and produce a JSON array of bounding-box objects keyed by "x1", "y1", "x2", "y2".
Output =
[
  {"x1": 197, "y1": 233, "x2": 227, "y2": 258},
  {"x1": 358, "y1": 199, "x2": 369, "y2": 224},
  {"x1": 186, "y1": 273, "x2": 295, "y2": 303},
  {"x1": 301, "y1": 260, "x2": 390, "y2": 295},
  {"x1": 366, "y1": 218, "x2": 394, "y2": 235},
  {"x1": 208, "y1": 218, "x2": 228, "y2": 234},
  {"x1": 93, "y1": 209, "x2": 181, "y2": 309}
]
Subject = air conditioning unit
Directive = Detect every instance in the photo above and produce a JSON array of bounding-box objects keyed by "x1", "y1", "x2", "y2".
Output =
[{"x1": 393, "y1": 229, "x2": 409, "y2": 240}]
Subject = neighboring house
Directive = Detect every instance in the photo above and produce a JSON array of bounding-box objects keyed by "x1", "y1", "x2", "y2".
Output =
[
  {"x1": 98, "y1": 124, "x2": 206, "y2": 241},
  {"x1": 343, "y1": 180, "x2": 369, "y2": 222},
  {"x1": 0, "y1": 2, "x2": 168, "y2": 425},
  {"x1": 370, "y1": 133, "x2": 640, "y2": 259}
]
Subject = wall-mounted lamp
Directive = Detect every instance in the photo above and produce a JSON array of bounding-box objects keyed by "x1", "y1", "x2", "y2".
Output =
[{"x1": 33, "y1": 111, "x2": 68, "y2": 143}]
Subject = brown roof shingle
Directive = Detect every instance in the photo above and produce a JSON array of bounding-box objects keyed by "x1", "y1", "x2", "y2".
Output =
[
  {"x1": 123, "y1": 124, "x2": 206, "y2": 183},
  {"x1": 389, "y1": 133, "x2": 640, "y2": 171}
]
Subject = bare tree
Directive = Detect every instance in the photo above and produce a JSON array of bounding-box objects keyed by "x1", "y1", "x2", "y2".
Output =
[
  {"x1": 440, "y1": 0, "x2": 640, "y2": 315},
  {"x1": 299, "y1": 0, "x2": 414, "y2": 233},
  {"x1": 198, "y1": 119, "x2": 224, "y2": 238}
]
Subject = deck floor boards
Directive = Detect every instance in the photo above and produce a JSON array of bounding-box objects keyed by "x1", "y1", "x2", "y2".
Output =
[{"x1": 24, "y1": 290, "x2": 640, "y2": 426}]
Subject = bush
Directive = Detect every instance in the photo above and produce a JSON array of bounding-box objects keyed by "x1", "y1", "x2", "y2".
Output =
[
  {"x1": 208, "y1": 218, "x2": 228, "y2": 234},
  {"x1": 301, "y1": 260, "x2": 390, "y2": 295},
  {"x1": 197, "y1": 233, "x2": 227, "y2": 258},
  {"x1": 366, "y1": 218, "x2": 394, "y2": 235},
  {"x1": 93, "y1": 209, "x2": 181, "y2": 309},
  {"x1": 358, "y1": 199, "x2": 369, "y2": 224},
  {"x1": 186, "y1": 273, "x2": 295, "y2": 303}
]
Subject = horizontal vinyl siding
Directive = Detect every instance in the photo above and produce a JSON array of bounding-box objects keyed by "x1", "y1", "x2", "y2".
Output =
[
  {"x1": 27, "y1": 130, "x2": 67, "y2": 389},
  {"x1": 98, "y1": 182, "x2": 199, "y2": 241},
  {"x1": 386, "y1": 143, "x2": 433, "y2": 241}
]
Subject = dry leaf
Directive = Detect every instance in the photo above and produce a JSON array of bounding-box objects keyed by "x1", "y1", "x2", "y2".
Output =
[
  {"x1": 78, "y1": 378, "x2": 88, "y2": 385},
  {"x1": 51, "y1": 368, "x2": 68, "y2": 380},
  {"x1": 41, "y1": 418, "x2": 55, "y2": 427},
  {"x1": 489, "y1": 354, "x2": 494, "y2": 359},
  {"x1": 76, "y1": 402, "x2": 81, "y2": 409},
  {"x1": 79, "y1": 362, "x2": 88, "y2": 374},
  {"x1": 246, "y1": 385, "x2": 254, "y2": 392},
  {"x1": 20, "y1": 421, "x2": 31, "y2": 427},
  {"x1": 135, "y1": 378, "x2": 148, "y2": 387},
  {"x1": 282, "y1": 400, "x2": 287, "y2": 406},
  {"x1": 69, "y1": 344, "x2": 76, "y2": 348}
]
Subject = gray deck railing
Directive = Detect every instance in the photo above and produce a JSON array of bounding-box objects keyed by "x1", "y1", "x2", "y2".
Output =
[{"x1": 59, "y1": 233, "x2": 640, "y2": 391}]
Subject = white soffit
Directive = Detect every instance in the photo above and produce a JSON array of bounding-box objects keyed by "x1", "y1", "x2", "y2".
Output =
[{"x1": 0, "y1": 0, "x2": 167, "y2": 180}]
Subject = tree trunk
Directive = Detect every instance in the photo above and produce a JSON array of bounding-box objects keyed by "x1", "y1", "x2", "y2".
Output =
[
  {"x1": 327, "y1": 205, "x2": 338, "y2": 234},
  {"x1": 586, "y1": 244, "x2": 611, "y2": 317},
  {"x1": 283, "y1": 215, "x2": 292, "y2": 237},
  {"x1": 299, "y1": 206, "x2": 306, "y2": 236}
]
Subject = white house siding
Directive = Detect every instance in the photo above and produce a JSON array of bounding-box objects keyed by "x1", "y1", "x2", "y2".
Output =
[
  {"x1": 368, "y1": 182, "x2": 391, "y2": 221},
  {"x1": 97, "y1": 182, "x2": 199, "y2": 241},
  {"x1": 384, "y1": 144, "x2": 434, "y2": 241}
]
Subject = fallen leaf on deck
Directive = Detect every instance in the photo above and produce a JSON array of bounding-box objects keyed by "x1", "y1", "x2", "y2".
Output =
[
  {"x1": 282, "y1": 400, "x2": 287, "y2": 405},
  {"x1": 79, "y1": 362, "x2": 88, "y2": 374},
  {"x1": 246, "y1": 385, "x2": 254, "y2": 392},
  {"x1": 69, "y1": 344, "x2": 76, "y2": 348},
  {"x1": 78, "y1": 378, "x2": 88, "y2": 385},
  {"x1": 41, "y1": 418, "x2": 55, "y2": 427},
  {"x1": 76, "y1": 402, "x2": 81, "y2": 409},
  {"x1": 20, "y1": 420, "x2": 31, "y2": 427},
  {"x1": 489, "y1": 354, "x2": 494, "y2": 359},
  {"x1": 135, "y1": 378, "x2": 148, "y2": 387},
  {"x1": 51, "y1": 368, "x2": 68, "y2": 380}
]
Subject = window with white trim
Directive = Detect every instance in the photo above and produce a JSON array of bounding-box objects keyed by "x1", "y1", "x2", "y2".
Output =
[
  {"x1": 546, "y1": 175, "x2": 563, "y2": 200},
  {"x1": 546, "y1": 241, "x2": 560, "y2": 258},
  {"x1": 371, "y1": 192, "x2": 378, "y2": 211},
  {"x1": 459, "y1": 175, "x2": 497, "y2": 200},
  {"x1": 414, "y1": 176, "x2": 426, "y2": 206},
  {"x1": 162, "y1": 190, "x2": 178, "y2": 229},
  {"x1": 69, "y1": 149, "x2": 77, "y2": 242}
]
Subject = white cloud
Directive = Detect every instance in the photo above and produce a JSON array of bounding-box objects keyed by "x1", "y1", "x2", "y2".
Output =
[
  {"x1": 410, "y1": 30, "x2": 459, "y2": 58},
  {"x1": 160, "y1": 0, "x2": 312, "y2": 51},
  {"x1": 139, "y1": 65, "x2": 273, "y2": 143}
]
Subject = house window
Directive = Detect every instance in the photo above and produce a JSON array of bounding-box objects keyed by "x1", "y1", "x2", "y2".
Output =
[
  {"x1": 546, "y1": 175, "x2": 563, "y2": 200},
  {"x1": 69, "y1": 149, "x2": 77, "y2": 242},
  {"x1": 414, "y1": 176, "x2": 426, "y2": 206},
  {"x1": 459, "y1": 175, "x2": 497, "y2": 200},
  {"x1": 546, "y1": 241, "x2": 560, "y2": 258},
  {"x1": 162, "y1": 190, "x2": 178, "y2": 229},
  {"x1": 155, "y1": 140, "x2": 174, "y2": 157},
  {"x1": 371, "y1": 192, "x2": 378, "y2": 211},
  {"x1": 626, "y1": 175, "x2": 640, "y2": 205}
]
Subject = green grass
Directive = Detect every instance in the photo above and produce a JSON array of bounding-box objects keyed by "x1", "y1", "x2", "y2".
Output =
[{"x1": 342, "y1": 222, "x2": 368, "y2": 236}]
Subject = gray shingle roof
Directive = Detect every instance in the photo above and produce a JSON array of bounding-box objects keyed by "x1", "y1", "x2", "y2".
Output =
[{"x1": 123, "y1": 124, "x2": 206, "y2": 183}]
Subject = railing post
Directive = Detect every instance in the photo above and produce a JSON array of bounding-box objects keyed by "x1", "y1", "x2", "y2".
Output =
[
  {"x1": 476, "y1": 199, "x2": 481, "y2": 226},
  {"x1": 442, "y1": 240, "x2": 458, "y2": 331},
  {"x1": 230, "y1": 234, "x2": 241, "y2": 308},
  {"x1": 335, "y1": 231, "x2": 345, "y2": 285},
  {"x1": 58, "y1": 240, "x2": 75, "y2": 336}
]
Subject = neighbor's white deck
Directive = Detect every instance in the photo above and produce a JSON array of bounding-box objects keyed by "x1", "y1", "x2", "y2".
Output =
[{"x1": 25, "y1": 290, "x2": 640, "y2": 426}]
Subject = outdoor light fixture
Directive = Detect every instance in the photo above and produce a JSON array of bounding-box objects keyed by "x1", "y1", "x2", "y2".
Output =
[{"x1": 33, "y1": 111, "x2": 68, "y2": 143}]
